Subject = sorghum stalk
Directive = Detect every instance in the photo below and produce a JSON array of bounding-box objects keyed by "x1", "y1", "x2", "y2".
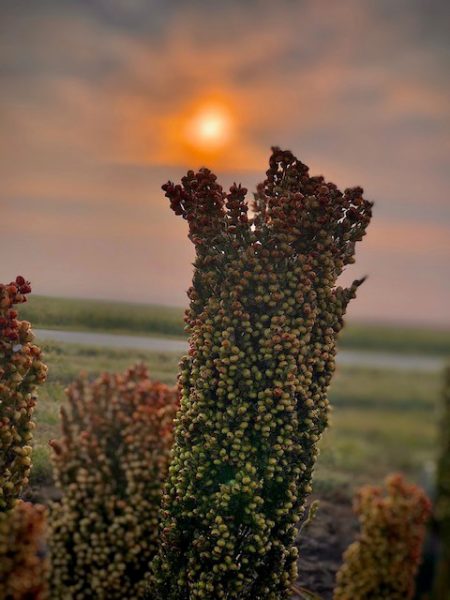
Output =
[
  {"x1": 334, "y1": 474, "x2": 431, "y2": 600},
  {"x1": 48, "y1": 365, "x2": 178, "y2": 599},
  {"x1": 0, "y1": 277, "x2": 47, "y2": 511},
  {"x1": 150, "y1": 147, "x2": 372, "y2": 600}
]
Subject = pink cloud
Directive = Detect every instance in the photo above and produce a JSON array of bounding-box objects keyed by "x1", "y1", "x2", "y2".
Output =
[{"x1": 1, "y1": 0, "x2": 449, "y2": 323}]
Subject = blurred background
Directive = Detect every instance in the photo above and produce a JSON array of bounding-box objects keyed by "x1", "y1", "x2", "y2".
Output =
[{"x1": 1, "y1": 0, "x2": 449, "y2": 324}]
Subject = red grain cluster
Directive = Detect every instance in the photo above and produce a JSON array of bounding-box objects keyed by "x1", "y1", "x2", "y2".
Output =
[{"x1": 0, "y1": 277, "x2": 47, "y2": 511}]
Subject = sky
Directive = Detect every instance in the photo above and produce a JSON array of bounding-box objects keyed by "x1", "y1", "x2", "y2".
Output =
[{"x1": 1, "y1": 0, "x2": 449, "y2": 326}]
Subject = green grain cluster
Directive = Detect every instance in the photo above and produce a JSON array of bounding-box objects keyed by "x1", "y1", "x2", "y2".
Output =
[
  {"x1": 334, "y1": 474, "x2": 431, "y2": 600},
  {"x1": 150, "y1": 148, "x2": 372, "y2": 599},
  {"x1": 48, "y1": 365, "x2": 178, "y2": 599},
  {"x1": 0, "y1": 500, "x2": 48, "y2": 600}
]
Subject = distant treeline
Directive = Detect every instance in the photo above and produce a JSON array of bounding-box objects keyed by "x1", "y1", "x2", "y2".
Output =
[{"x1": 21, "y1": 295, "x2": 450, "y2": 356}]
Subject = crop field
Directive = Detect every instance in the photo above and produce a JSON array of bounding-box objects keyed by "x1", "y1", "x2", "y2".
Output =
[
  {"x1": 27, "y1": 334, "x2": 444, "y2": 597},
  {"x1": 21, "y1": 295, "x2": 186, "y2": 339},
  {"x1": 30, "y1": 339, "x2": 443, "y2": 499},
  {"x1": 22, "y1": 295, "x2": 450, "y2": 355},
  {"x1": 15, "y1": 292, "x2": 449, "y2": 598}
]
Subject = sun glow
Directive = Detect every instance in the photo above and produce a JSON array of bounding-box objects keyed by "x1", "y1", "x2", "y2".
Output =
[
  {"x1": 128, "y1": 94, "x2": 266, "y2": 169},
  {"x1": 184, "y1": 104, "x2": 233, "y2": 153}
]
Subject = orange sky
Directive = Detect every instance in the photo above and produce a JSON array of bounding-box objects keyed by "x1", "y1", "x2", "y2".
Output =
[{"x1": 1, "y1": 0, "x2": 449, "y2": 325}]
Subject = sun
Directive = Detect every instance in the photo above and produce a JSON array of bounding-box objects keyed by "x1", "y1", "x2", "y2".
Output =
[{"x1": 184, "y1": 104, "x2": 233, "y2": 153}]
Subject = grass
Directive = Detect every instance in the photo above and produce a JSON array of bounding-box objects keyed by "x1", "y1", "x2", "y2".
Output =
[
  {"x1": 21, "y1": 295, "x2": 187, "y2": 339},
  {"x1": 21, "y1": 295, "x2": 450, "y2": 356},
  {"x1": 316, "y1": 366, "x2": 441, "y2": 491},
  {"x1": 30, "y1": 340, "x2": 444, "y2": 496},
  {"x1": 340, "y1": 322, "x2": 450, "y2": 357}
]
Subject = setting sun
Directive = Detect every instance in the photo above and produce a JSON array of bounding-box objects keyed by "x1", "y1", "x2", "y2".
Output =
[
  {"x1": 138, "y1": 95, "x2": 264, "y2": 169},
  {"x1": 184, "y1": 104, "x2": 233, "y2": 152}
]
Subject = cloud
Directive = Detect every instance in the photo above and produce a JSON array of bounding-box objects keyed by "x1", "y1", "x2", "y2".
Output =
[
  {"x1": 2, "y1": 0, "x2": 449, "y2": 170},
  {"x1": 0, "y1": 0, "x2": 449, "y2": 323}
]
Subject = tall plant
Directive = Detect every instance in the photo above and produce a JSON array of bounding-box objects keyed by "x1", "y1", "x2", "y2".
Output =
[
  {"x1": 48, "y1": 365, "x2": 178, "y2": 599},
  {"x1": 150, "y1": 148, "x2": 372, "y2": 599},
  {"x1": 0, "y1": 277, "x2": 47, "y2": 511}
]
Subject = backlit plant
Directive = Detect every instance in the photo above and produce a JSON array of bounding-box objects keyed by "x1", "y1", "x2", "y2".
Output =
[
  {"x1": 48, "y1": 365, "x2": 178, "y2": 599},
  {"x1": 333, "y1": 474, "x2": 431, "y2": 600},
  {"x1": 150, "y1": 147, "x2": 372, "y2": 599},
  {"x1": 0, "y1": 277, "x2": 47, "y2": 512}
]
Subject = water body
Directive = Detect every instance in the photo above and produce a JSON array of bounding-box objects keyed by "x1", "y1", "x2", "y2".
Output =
[{"x1": 35, "y1": 329, "x2": 445, "y2": 373}]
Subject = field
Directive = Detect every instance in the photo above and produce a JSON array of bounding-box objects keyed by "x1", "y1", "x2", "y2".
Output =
[
  {"x1": 23, "y1": 302, "x2": 448, "y2": 598},
  {"x1": 22, "y1": 295, "x2": 450, "y2": 355},
  {"x1": 21, "y1": 295, "x2": 186, "y2": 339},
  {"x1": 30, "y1": 339, "x2": 443, "y2": 498}
]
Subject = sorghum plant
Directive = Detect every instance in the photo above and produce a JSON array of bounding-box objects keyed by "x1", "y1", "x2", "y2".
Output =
[
  {"x1": 0, "y1": 277, "x2": 47, "y2": 511},
  {"x1": 150, "y1": 147, "x2": 372, "y2": 600},
  {"x1": 48, "y1": 365, "x2": 178, "y2": 599},
  {"x1": 0, "y1": 500, "x2": 48, "y2": 600},
  {"x1": 334, "y1": 474, "x2": 431, "y2": 600},
  {"x1": 434, "y1": 367, "x2": 450, "y2": 599}
]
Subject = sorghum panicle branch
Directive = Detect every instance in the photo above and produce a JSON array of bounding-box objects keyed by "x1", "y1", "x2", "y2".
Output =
[
  {"x1": 151, "y1": 148, "x2": 372, "y2": 600},
  {"x1": 48, "y1": 365, "x2": 178, "y2": 599}
]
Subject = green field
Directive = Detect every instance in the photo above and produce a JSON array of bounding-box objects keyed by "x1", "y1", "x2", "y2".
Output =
[
  {"x1": 21, "y1": 295, "x2": 450, "y2": 356},
  {"x1": 31, "y1": 340, "x2": 444, "y2": 497},
  {"x1": 22, "y1": 295, "x2": 187, "y2": 339}
]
